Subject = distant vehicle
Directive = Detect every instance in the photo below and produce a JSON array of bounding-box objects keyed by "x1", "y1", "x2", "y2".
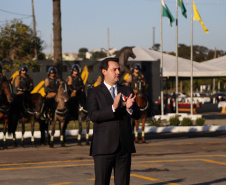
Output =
[
  {"x1": 192, "y1": 93, "x2": 211, "y2": 104},
  {"x1": 170, "y1": 93, "x2": 186, "y2": 102},
  {"x1": 213, "y1": 93, "x2": 226, "y2": 103}
]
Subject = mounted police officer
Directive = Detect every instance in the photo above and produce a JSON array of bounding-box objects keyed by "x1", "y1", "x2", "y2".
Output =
[
  {"x1": 14, "y1": 65, "x2": 34, "y2": 112},
  {"x1": 0, "y1": 62, "x2": 7, "y2": 86},
  {"x1": 66, "y1": 64, "x2": 85, "y2": 120},
  {"x1": 126, "y1": 63, "x2": 146, "y2": 93},
  {"x1": 126, "y1": 63, "x2": 147, "y2": 142},
  {"x1": 42, "y1": 66, "x2": 60, "y2": 118}
]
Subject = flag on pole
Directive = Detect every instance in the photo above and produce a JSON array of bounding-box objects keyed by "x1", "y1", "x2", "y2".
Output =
[
  {"x1": 161, "y1": 0, "x2": 175, "y2": 27},
  {"x1": 193, "y1": 1, "x2": 208, "y2": 33},
  {"x1": 178, "y1": 0, "x2": 187, "y2": 18}
]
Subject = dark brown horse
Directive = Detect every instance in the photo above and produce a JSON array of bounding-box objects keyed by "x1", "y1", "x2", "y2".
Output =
[
  {"x1": 133, "y1": 75, "x2": 149, "y2": 143},
  {"x1": 49, "y1": 81, "x2": 69, "y2": 148},
  {"x1": 116, "y1": 46, "x2": 136, "y2": 74},
  {"x1": 0, "y1": 81, "x2": 13, "y2": 149},
  {"x1": 77, "y1": 83, "x2": 93, "y2": 146},
  {"x1": 8, "y1": 92, "x2": 43, "y2": 147}
]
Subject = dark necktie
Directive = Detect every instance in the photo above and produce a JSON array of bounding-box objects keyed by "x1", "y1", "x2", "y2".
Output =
[{"x1": 110, "y1": 87, "x2": 115, "y2": 100}]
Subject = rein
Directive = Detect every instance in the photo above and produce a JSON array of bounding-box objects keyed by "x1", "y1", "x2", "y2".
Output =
[
  {"x1": 79, "y1": 104, "x2": 88, "y2": 113},
  {"x1": 55, "y1": 108, "x2": 68, "y2": 116}
]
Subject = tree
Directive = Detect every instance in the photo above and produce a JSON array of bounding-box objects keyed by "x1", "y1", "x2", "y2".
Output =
[
  {"x1": 0, "y1": 19, "x2": 44, "y2": 61},
  {"x1": 53, "y1": 0, "x2": 62, "y2": 77},
  {"x1": 90, "y1": 51, "x2": 107, "y2": 61},
  {"x1": 151, "y1": 43, "x2": 160, "y2": 51},
  {"x1": 77, "y1": 48, "x2": 88, "y2": 60},
  {"x1": 79, "y1": 48, "x2": 88, "y2": 53}
]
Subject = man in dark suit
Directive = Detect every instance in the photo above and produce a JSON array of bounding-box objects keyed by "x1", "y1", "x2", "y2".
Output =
[{"x1": 87, "y1": 57, "x2": 141, "y2": 185}]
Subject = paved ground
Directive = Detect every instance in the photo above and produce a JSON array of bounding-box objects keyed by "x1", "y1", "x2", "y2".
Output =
[{"x1": 1, "y1": 131, "x2": 226, "y2": 185}]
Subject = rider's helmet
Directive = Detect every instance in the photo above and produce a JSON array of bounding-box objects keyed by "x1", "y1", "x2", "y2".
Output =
[
  {"x1": 132, "y1": 63, "x2": 142, "y2": 70},
  {"x1": 19, "y1": 65, "x2": 28, "y2": 73},
  {"x1": 71, "y1": 64, "x2": 81, "y2": 74},
  {"x1": 48, "y1": 66, "x2": 58, "y2": 75}
]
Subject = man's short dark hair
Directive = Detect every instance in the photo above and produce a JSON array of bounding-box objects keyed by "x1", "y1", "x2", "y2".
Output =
[{"x1": 100, "y1": 57, "x2": 119, "y2": 74}]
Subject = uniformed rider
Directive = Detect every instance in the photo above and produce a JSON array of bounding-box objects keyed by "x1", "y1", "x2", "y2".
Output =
[
  {"x1": 67, "y1": 64, "x2": 84, "y2": 98},
  {"x1": 42, "y1": 66, "x2": 60, "y2": 118},
  {"x1": 125, "y1": 63, "x2": 146, "y2": 93},
  {"x1": 14, "y1": 65, "x2": 34, "y2": 111},
  {"x1": 66, "y1": 64, "x2": 85, "y2": 119},
  {"x1": 126, "y1": 63, "x2": 146, "y2": 142}
]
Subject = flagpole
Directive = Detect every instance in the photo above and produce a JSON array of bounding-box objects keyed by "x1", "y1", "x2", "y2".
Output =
[
  {"x1": 160, "y1": 0, "x2": 164, "y2": 116},
  {"x1": 190, "y1": 0, "x2": 193, "y2": 115},
  {"x1": 176, "y1": 0, "x2": 179, "y2": 114}
]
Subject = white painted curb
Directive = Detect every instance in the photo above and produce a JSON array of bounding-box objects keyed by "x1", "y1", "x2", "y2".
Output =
[{"x1": 1, "y1": 125, "x2": 226, "y2": 140}]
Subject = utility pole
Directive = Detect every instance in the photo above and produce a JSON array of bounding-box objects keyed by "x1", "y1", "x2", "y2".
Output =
[
  {"x1": 152, "y1": 26, "x2": 155, "y2": 49},
  {"x1": 31, "y1": 0, "x2": 37, "y2": 59}
]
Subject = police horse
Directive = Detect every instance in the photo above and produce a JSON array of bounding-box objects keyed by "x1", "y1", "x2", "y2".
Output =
[
  {"x1": 0, "y1": 80, "x2": 13, "y2": 149},
  {"x1": 49, "y1": 81, "x2": 69, "y2": 147},
  {"x1": 8, "y1": 92, "x2": 43, "y2": 147},
  {"x1": 133, "y1": 75, "x2": 149, "y2": 143},
  {"x1": 77, "y1": 83, "x2": 93, "y2": 145},
  {"x1": 39, "y1": 80, "x2": 69, "y2": 148}
]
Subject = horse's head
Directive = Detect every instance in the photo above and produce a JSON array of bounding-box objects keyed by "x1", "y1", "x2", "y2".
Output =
[
  {"x1": 117, "y1": 47, "x2": 136, "y2": 73},
  {"x1": 56, "y1": 81, "x2": 69, "y2": 104}
]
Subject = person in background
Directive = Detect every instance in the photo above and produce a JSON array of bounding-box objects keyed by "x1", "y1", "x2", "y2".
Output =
[{"x1": 14, "y1": 65, "x2": 34, "y2": 111}]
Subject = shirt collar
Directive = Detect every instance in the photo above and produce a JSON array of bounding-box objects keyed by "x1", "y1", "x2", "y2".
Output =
[{"x1": 104, "y1": 81, "x2": 117, "y2": 91}]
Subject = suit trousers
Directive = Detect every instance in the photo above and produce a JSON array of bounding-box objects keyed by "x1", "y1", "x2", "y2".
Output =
[{"x1": 93, "y1": 143, "x2": 131, "y2": 185}]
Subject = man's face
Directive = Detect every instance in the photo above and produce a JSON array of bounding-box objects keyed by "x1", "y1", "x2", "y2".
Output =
[
  {"x1": 72, "y1": 70, "x2": 78, "y2": 76},
  {"x1": 134, "y1": 68, "x2": 139, "y2": 74},
  {"x1": 21, "y1": 70, "x2": 27, "y2": 75},
  {"x1": 102, "y1": 61, "x2": 120, "y2": 86},
  {"x1": 50, "y1": 73, "x2": 56, "y2": 78}
]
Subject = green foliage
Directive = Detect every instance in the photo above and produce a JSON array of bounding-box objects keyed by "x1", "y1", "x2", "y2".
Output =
[
  {"x1": 90, "y1": 51, "x2": 107, "y2": 61},
  {"x1": 169, "y1": 44, "x2": 226, "y2": 62},
  {"x1": 169, "y1": 115, "x2": 180, "y2": 126},
  {"x1": 195, "y1": 118, "x2": 205, "y2": 126},
  {"x1": 148, "y1": 118, "x2": 166, "y2": 127},
  {"x1": 78, "y1": 53, "x2": 86, "y2": 60},
  {"x1": 181, "y1": 117, "x2": 193, "y2": 126},
  {"x1": 78, "y1": 48, "x2": 88, "y2": 53},
  {"x1": 152, "y1": 43, "x2": 160, "y2": 51},
  {"x1": 0, "y1": 19, "x2": 44, "y2": 61},
  {"x1": 3, "y1": 60, "x2": 40, "y2": 73}
]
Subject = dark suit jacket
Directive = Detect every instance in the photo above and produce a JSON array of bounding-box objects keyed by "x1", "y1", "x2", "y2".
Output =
[{"x1": 87, "y1": 83, "x2": 141, "y2": 156}]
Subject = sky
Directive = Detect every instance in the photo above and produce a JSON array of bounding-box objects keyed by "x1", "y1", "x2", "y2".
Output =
[{"x1": 1, "y1": 0, "x2": 226, "y2": 55}]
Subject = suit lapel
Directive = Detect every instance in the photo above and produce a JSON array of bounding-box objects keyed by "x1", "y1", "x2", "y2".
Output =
[{"x1": 100, "y1": 83, "x2": 114, "y2": 103}]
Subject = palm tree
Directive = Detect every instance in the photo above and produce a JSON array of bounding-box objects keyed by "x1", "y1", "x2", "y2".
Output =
[{"x1": 53, "y1": 0, "x2": 62, "y2": 77}]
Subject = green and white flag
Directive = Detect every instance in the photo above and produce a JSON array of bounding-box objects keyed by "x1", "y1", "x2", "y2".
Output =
[
  {"x1": 161, "y1": 0, "x2": 175, "y2": 26},
  {"x1": 178, "y1": 0, "x2": 187, "y2": 18}
]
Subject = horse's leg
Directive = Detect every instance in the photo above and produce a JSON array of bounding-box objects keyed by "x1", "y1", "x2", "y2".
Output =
[
  {"x1": 39, "y1": 120, "x2": 46, "y2": 145},
  {"x1": 21, "y1": 118, "x2": 25, "y2": 147},
  {"x1": 141, "y1": 115, "x2": 146, "y2": 143},
  {"x1": 50, "y1": 118, "x2": 56, "y2": 148},
  {"x1": 77, "y1": 113, "x2": 82, "y2": 146},
  {"x1": 47, "y1": 120, "x2": 51, "y2": 145},
  {"x1": 85, "y1": 116, "x2": 90, "y2": 145},
  {"x1": 60, "y1": 121, "x2": 65, "y2": 147},
  {"x1": 30, "y1": 116, "x2": 35, "y2": 147},
  {"x1": 3, "y1": 116, "x2": 8, "y2": 149},
  {"x1": 134, "y1": 119, "x2": 139, "y2": 143}
]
